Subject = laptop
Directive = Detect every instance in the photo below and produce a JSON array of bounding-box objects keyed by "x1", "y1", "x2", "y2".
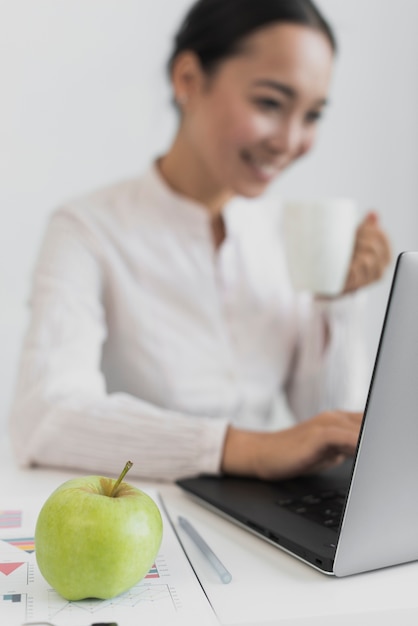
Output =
[{"x1": 177, "y1": 251, "x2": 418, "y2": 577}]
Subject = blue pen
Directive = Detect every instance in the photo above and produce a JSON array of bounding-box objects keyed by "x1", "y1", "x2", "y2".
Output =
[{"x1": 178, "y1": 516, "x2": 232, "y2": 584}]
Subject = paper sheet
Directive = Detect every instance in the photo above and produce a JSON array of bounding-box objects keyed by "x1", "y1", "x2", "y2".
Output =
[{"x1": 0, "y1": 491, "x2": 218, "y2": 626}]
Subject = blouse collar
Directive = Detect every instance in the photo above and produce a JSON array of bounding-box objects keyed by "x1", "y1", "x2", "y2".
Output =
[{"x1": 142, "y1": 160, "x2": 239, "y2": 241}]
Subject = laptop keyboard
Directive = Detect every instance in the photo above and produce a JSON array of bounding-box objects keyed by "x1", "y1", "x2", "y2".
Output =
[{"x1": 276, "y1": 489, "x2": 347, "y2": 529}]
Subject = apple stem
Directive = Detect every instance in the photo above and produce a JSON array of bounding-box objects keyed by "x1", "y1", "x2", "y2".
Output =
[{"x1": 110, "y1": 460, "x2": 133, "y2": 497}]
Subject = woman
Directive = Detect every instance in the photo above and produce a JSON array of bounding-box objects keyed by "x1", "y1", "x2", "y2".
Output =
[{"x1": 9, "y1": 0, "x2": 391, "y2": 481}]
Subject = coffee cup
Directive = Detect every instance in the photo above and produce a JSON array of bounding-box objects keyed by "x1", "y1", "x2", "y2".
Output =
[{"x1": 282, "y1": 198, "x2": 359, "y2": 296}]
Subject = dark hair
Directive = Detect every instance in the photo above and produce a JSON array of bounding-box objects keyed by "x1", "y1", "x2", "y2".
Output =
[{"x1": 168, "y1": 0, "x2": 336, "y2": 76}]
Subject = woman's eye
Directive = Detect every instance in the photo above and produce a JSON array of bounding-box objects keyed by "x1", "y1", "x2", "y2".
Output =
[
  {"x1": 305, "y1": 110, "x2": 323, "y2": 124},
  {"x1": 255, "y1": 98, "x2": 282, "y2": 111}
]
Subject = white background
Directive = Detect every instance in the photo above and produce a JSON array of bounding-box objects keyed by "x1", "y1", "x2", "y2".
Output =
[{"x1": 1, "y1": 0, "x2": 417, "y2": 435}]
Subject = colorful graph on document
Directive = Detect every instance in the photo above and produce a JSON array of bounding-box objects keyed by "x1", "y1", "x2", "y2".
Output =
[
  {"x1": 2, "y1": 593, "x2": 23, "y2": 603},
  {"x1": 0, "y1": 511, "x2": 22, "y2": 529},
  {"x1": 145, "y1": 563, "x2": 159, "y2": 579},
  {"x1": 2, "y1": 537, "x2": 35, "y2": 553},
  {"x1": 0, "y1": 562, "x2": 25, "y2": 576}
]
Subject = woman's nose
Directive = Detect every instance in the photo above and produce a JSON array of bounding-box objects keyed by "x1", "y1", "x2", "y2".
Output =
[{"x1": 268, "y1": 118, "x2": 305, "y2": 157}]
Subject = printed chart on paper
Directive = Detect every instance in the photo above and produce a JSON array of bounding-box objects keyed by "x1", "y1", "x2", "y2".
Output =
[{"x1": 0, "y1": 496, "x2": 217, "y2": 626}]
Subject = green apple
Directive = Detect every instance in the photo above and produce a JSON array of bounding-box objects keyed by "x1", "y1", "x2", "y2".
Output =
[{"x1": 35, "y1": 461, "x2": 163, "y2": 600}]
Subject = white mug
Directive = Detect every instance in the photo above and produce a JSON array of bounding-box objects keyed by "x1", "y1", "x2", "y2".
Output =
[{"x1": 282, "y1": 198, "x2": 359, "y2": 296}]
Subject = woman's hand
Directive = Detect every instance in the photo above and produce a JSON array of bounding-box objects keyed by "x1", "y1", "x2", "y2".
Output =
[
  {"x1": 343, "y1": 212, "x2": 391, "y2": 294},
  {"x1": 221, "y1": 411, "x2": 363, "y2": 480}
]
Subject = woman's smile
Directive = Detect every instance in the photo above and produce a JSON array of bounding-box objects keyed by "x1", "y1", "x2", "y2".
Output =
[{"x1": 240, "y1": 149, "x2": 283, "y2": 183}]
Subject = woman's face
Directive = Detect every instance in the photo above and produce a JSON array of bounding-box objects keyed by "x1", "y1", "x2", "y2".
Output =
[{"x1": 179, "y1": 23, "x2": 334, "y2": 199}]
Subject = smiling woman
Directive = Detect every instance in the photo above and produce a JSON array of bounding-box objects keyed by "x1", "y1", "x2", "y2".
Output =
[
  {"x1": 9, "y1": 0, "x2": 391, "y2": 482},
  {"x1": 162, "y1": 21, "x2": 334, "y2": 205}
]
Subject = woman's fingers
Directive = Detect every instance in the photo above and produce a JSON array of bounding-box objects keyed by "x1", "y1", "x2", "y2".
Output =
[
  {"x1": 343, "y1": 212, "x2": 392, "y2": 293},
  {"x1": 255, "y1": 411, "x2": 363, "y2": 480},
  {"x1": 222, "y1": 411, "x2": 364, "y2": 481}
]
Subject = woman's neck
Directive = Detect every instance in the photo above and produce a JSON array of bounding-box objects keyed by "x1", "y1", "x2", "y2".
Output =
[{"x1": 158, "y1": 134, "x2": 233, "y2": 218}]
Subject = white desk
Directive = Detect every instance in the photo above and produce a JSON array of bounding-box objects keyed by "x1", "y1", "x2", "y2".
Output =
[{"x1": 2, "y1": 435, "x2": 418, "y2": 626}]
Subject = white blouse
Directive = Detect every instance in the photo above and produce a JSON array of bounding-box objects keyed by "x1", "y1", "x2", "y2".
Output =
[{"x1": 9, "y1": 164, "x2": 369, "y2": 481}]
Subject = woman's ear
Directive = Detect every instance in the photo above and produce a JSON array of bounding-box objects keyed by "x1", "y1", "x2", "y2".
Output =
[{"x1": 171, "y1": 51, "x2": 205, "y2": 109}]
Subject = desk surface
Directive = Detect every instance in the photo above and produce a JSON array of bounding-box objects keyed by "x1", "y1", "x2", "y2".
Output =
[{"x1": 2, "y1": 435, "x2": 418, "y2": 626}]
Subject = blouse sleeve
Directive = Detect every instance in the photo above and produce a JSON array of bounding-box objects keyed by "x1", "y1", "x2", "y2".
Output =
[
  {"x1": 285, "y1": 292, "x2": 371, "y2": 422},
  {"x1": 9, "y1": 212, "x2": 228, "y2": 482}
]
